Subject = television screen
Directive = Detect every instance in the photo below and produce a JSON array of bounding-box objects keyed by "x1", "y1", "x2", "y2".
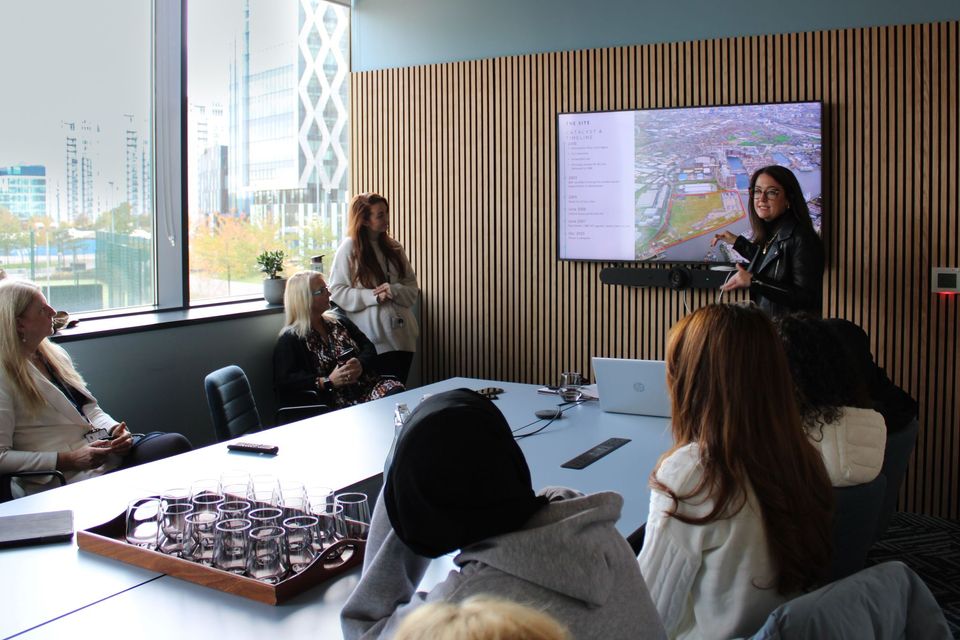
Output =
[{"x1": 557, "y1": 102, "x2": 822, "y2": 263}]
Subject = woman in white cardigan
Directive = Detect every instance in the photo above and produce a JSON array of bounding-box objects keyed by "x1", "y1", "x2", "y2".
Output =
[
  {"x1": 0, "y1": 279, "x2": 190, "y2": 496},
  {"x1": 775, "y1": 313, "x2": 887, "y2": 487},
  {"x1": 329, "y1": 193, "x2": 419, "y2": 384},
  {"x1": 638, "y1": 304, "x2": 834, "y2": 639}
]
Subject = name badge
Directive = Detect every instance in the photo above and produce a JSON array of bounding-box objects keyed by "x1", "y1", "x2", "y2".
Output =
[{"x1": 83, "y1": 428, "x2": 110, "y2": 443}]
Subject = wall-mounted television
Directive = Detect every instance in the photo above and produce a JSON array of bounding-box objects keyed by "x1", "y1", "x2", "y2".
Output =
[{"x1": 557, "y1": 101, "x2": 822, "y2": 263}]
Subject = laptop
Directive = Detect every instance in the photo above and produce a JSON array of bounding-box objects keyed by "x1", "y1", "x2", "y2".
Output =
[{"x1": 592, "y1": 357, "x2": 671, "y2": 417}]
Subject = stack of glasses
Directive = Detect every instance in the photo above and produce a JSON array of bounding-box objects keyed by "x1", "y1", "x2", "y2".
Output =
[{"x1": 123, "y1": 471, "x2": 372, "y2": 583}]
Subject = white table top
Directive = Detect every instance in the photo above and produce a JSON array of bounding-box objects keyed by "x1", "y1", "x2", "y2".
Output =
[{"x1": 1, "y1": 377, "x2": 671, "y2": 640}]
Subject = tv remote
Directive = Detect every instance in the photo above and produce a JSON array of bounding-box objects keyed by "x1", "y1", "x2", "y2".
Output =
[
  {"x1": 227, "y1": 442, "x2": 279, "y2": 455},
  {"x1": 561, "y1": 437, "x2": 631, "y2": 470}
]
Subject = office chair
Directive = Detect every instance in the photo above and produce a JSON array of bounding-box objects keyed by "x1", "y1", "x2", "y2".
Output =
[
  {"x1": 874, "y1": 418, "x2": 919, "y2": 542},
  {"x1": 830, "y1": 474, "x2": 886, "y2": 581},
  {"x1": 204, "y1": 365, "x2": 329, "y2": 442},
  {"x1": 204, "y1": 365, "x2": 265, "y2": 442},
  {"x1": 750, "y1": 561, "x2": 950, "y2": 639},
  {"x1": 1, "y1": 470, "x2": 66, "y2": 503}
]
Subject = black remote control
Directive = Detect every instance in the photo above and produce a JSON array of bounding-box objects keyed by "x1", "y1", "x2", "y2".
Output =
[
  {"x1": 561, "y1": 437, "x2": 631, "y2": 469},
  {"x1": 227, "y1": 442, "x2": 279, "y2": 455}
]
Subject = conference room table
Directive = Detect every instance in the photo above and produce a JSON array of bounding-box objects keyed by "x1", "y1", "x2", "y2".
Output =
[{"x1": 0, "y1": 377, "x2": 672, "y2": 640}]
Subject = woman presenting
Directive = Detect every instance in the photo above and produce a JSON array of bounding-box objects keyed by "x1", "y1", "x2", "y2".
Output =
[
  {"x1": 712, "y1": 165, "x2": 824, "y2": 316},
  {"x1": 329, "y1": 193, "x2": 419, "y2": 383},
  {"x1": 0, "y1": 279, "x2": 191, "y2": 496}
]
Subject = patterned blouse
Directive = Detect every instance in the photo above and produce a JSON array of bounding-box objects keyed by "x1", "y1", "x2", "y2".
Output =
[{"x1": 305, "y1": 320, "x2": 404, "y2": 408}]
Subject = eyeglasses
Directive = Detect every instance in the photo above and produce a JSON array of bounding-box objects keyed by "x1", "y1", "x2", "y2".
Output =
[
  {"x1": 751, "y1": 188, "x2": 782, "y2": 200},
  {"x1": 311, "y1": 286, "x2": 329, "y2": 297}
]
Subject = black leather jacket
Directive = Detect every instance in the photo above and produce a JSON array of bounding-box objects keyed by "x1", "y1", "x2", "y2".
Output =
[{"x1": 733, "y1": 215, "x2": 824, "y2": 317}]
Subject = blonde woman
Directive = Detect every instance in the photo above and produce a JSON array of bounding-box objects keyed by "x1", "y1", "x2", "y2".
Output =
[
  {"x1": 394, "y1": 596, "x2": 571, "y2": 640},
  {"x1": 0, "y1": 279, "x2": 191, "y2": 496},
  {"x1": 274, "y1": 271, "x2": 404, "y2": 411},
  {"x1": 329, "y1": 193, "x2": 419, "y2": 384}
]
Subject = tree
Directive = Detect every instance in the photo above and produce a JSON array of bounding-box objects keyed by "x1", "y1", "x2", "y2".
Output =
[
  {"x1": 0, "y1": 207, "x2": 26, "y2": 263},
  {"x1": 190, "y1": 214, "x2": 282, "y2": 285},
  {"x1": 94, "y1": 202, "x2": 147, "y2": 235}
]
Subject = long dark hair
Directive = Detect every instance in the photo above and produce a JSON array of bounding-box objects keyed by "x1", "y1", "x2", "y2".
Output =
[
  {"x1": 747, "y1": 165, "x2": 815, "y2": 245},
  {"x1": 774, "y1": 313, "x2": 872, "y2": 431},
  {"x1": 347, "y1": 192, "x2": 407, "y2": 288},
  {"x1": 653, "y1": 304, "x2": 833, "y2": 594}
]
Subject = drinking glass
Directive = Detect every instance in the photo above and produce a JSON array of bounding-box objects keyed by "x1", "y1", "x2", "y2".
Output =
[
  {"x1": 248, "y1": 474, "x2": 281, "y2": 507},
  {"x1": 335, "y1": 492, "x2": 371, "y2": 540},
  {"x1": 160, "y1": 487, "x2": 191, "y2": 508},
  {"x1": 246, "y1": 526, "x2": 288, "y2": 583},
  {"x1": 559, "y1": 371, "x2": 584, "y2": 402},
  {"x1": 248, "y1": 507, "x2": 284, "y2": 528},
  {"x1": 283, "y1": 515, "x2": 318, "y2": 572},
  {"x1": 311, "y1": 503, "x2": 346, "y2": 555},
  {"x1": 158, "y1": 502, "x2": 194, "y2": 555},
  {"x1": 217, "y1": 500, "x2": 252, "y2": 522},
  {"x1": 277, "y1": 480, "x2": 307, "y2": 514},
  {"x1": 220, "y1": 483, "x2": 251, "y2": 502},
  {"x1": 182, "y1": 511, "x2": 218, "y2": 565},
  {"x1": 219, "y1": 470, "x2": 251, "y2": 495},
  {"x1": 213, "y1": 518, "x2": 252, "y2": 574},
  {"x1": 306, "y1": 485, "x2": 334, "y2": 512},
  {"x1": 190, "y1": 479, "x2": 225, "y2": 514},
  {"x1": 125, "y1": 497, "x2": 161, "y2": 549}
]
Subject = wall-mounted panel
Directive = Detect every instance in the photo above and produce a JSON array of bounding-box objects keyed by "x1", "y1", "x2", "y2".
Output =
[{"x1": 352, "y1": 21, "x2": 959, "y2": 518}]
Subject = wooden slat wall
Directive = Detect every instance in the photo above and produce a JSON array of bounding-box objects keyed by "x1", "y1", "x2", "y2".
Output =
[{"x1": 352, "y1": 21, "x2": 959, "y2": 518}]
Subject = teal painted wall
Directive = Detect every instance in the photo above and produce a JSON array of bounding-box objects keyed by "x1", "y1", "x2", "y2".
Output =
[{"x1": 352, "y1": 0, "x2": 960, "y2": 71}]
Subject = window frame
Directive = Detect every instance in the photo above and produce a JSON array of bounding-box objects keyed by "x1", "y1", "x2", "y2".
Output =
[{"x1": 70, "y1": 0, "x2": 352, "y2": 323}]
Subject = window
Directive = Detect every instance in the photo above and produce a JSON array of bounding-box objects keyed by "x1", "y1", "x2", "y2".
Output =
[
  {"x1": 0, "y1": 0, "x2": 351, "y2": 315},
  {"x1": 187, "y1": 0, "x2": 351, "y2": 303},
  {"x1": 0, "y1": 0, "x2": 155, "y2": 313}
]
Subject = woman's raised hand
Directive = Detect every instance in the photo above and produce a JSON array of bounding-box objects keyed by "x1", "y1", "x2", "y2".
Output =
[{"x1": 711, "y1": 231, "x2": 738, "y2": 247}]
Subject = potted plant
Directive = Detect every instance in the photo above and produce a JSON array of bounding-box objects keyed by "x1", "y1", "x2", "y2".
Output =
[{"x1": 256, "y1": 249, "x2": 287, "y2": 305}]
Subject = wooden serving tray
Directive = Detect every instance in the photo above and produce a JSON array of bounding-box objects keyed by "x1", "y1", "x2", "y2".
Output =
[{"x1": 77, "y1": 509, "x2": 364, "y2": 605}]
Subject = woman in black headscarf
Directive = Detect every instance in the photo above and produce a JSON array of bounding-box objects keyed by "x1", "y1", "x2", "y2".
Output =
[{"x1": 341, "y1": 389, "x2": 664, "y2": 640}]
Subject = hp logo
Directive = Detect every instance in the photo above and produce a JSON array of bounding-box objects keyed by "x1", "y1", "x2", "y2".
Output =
[{"x1": 633, "y1": 382, "x2": 645, "y2": 393}]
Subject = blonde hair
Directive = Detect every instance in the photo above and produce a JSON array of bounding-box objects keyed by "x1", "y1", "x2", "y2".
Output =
[
  {"x1": 0, "y1": 279, "x2": 88, "y2": 414},
  {"x1": 279, "y1": 271, "x2": 337, "y2": 339},
  {"x1": 394, "y1": 596, "x2": 571, "y2": 640}
]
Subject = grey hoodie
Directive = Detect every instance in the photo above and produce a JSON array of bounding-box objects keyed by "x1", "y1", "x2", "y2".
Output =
[{"x1": 341, "y1": 486, "x2": 666, "y2": 639}]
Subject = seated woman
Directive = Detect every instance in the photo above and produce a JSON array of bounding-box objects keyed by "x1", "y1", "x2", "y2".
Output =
[
  {"x1": 775, "y1": 313, "x2": 887, "y2": 487},
  {"x1": 0, "y1": 279, "x2": 192, "y2": 497},
  {"x1": 341, "y1": 389, "x2": 664, "y2": 640},
  {"x1": 638, "y1": 304, "x2": 833, "y2": 639},
  {"x1": 273, "y1": 271, "x2": 403, "y2": 411}
]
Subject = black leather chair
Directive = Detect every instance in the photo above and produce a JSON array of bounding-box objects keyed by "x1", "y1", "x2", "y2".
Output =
[
  {"x1": 204, "y1": 365, "x2": 329, "y2": 442},
  {"x1": 1, "y1": 470, "x2": 67, "y2": 503},
  {"x1": 204, "y1": 365, "x2": 265, "y2": 442},
  {"x1": 874, "y1": 418, "x2": 919, "y2": 542},
  {"x1": 830, "y1": 474, "x2": 887, "y2": 581}
]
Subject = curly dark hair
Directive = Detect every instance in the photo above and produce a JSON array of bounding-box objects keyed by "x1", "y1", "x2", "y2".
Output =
[{"x1": 774, "y1": 313, "x2": 871, "y2": 432}]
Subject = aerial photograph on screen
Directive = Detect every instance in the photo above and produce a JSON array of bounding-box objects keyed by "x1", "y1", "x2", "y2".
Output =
[{"x1": 633, "y1": 102, "x2": 822, "y2": 262}]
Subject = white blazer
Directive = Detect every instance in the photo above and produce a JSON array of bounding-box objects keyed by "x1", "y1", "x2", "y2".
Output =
[{"x1": 0, "y1": 361, "x2": 120, "y2": 495}]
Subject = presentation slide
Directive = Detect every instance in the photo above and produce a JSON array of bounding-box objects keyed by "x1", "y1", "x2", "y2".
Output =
[
  {"x1": 558, "y1": 112, "x2": 635, "y2": 261},
  {"x1": 557, "y1": 103, "x2": 822, "y2": 263}
]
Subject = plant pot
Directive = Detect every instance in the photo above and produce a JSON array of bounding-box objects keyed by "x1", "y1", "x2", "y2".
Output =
[{"x1": 263, "y1": 277, "x2": 287, "y2": 305}]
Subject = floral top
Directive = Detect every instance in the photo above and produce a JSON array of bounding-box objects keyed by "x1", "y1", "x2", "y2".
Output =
[{"x1": 274, "y1": 316, "x2": 404, "y2": 410}]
